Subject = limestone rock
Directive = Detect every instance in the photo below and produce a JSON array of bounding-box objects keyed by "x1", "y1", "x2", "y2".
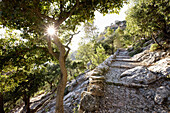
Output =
[
  {"x1": 64, "y1": 105, "x2": 72, "y2": 113},
  {"x1": 120, "y1": 66, "x2": 158, "y2": 85},
  {"x1": 96, "y1": 64, "x2": 110, "y2": 74},
  {"x1": 89, "y1": 79, "x2": 104, "y2": 86},
  {"x1": 80, "y1": 91, "x2": 99, "y2": 112},
  {"x1": 67, "y1": 79, "x2": 78, "y2": 92},
  {"x1": 154, "y1": 86, "x2": 170, "y2": 104},
  {"x1": 90, "y1": 76, "x2": 105, "y2": 80},
  {"x1": 87, "y1": 85, "x2": 104, "y2": 96},
  {"x1": 148, "y1": 57, "x2": 170, "y2": 77},
  {"x1": 132, "y1": 50, "x2": 168, "y2": 65},
  {"x1": 132, "y1": 50, "x2": 149, "y2": 61}
]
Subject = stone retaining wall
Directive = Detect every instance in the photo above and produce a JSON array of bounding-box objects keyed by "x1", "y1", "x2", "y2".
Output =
[{"x1": 78, "y1": 50, "x2": 120, "y2": 112}]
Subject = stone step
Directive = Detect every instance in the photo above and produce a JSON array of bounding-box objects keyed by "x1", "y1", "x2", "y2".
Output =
[
  {"x1": 89, "y1": 80, "x2": 104, "y2": 86},
  {"x1": 116, "y1": 56, "x2": 131, "y2": 59},
  {"x1": 118, "y1": 53, "x2": 129, "y2": 56},
  {"x1": 115, "y1": 59, "x2": 139, "y2": 62},
  {"x1": 110, "y1": 65, "x2": 135, "y2": 69},
  {"x1": 111, "y1": 61, "x2": 141, "y2": 67},
  {"x1": 89, "y1": 76, "x2": 105, "y2": 80}
]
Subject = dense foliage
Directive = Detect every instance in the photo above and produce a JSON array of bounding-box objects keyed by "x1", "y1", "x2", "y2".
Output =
[
  {"x1": 126, "y1": 0, "x2": 170, "y2": 44},
  {"x1": 2, "y1": 0, "x2": 168, "y2": 112},
  {"x1": 0, "y1": 0, "x2": 127, "y2": 112},
  {"x1": 0, "y1": 28, "x2": 55, "y2": 112}
]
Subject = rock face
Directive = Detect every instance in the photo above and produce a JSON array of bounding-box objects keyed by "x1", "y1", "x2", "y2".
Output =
[
  {"x1": 154, "y1": 86, "x2": 170, "y2": 104},
  {"x1": 79, "y1": 92, "x2": 99, "y2": 112},
  {"x1": 14, "y1": 49, "x2": 169, "y2": 113},
  {"x1": 63, "y1": 74, "x2": 89, "y2": 112},
  {"x1": 132, "y1": 50, "x2": 168, "y2": 65},
  {"x1": 148, "y1": 57, "x2": 170, "y2": 77},
  {"x1": 120, "y1": 66, "x2": 159, "y2": 85},
  {"x1": 29, "y1": 73, "x2": 90, "y2": 113}
]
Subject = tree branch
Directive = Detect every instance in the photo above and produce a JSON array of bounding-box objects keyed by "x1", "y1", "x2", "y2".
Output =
[
  {"x1": 34, "y1": 9, "x2": 57, "y2": 23},
  {"x1": 60, "y1": 0, "x2": 63, "y2": 15},
  {"x1": 46, "y1": 37, "x2": 60, "y2": 60},
  {"x1": 56, "y1": 0, "x2": 80, "y2": 27},
  {"x1": 64, "y1": 46, "x2": 70, "y2": 60},
  {"x1": 64, "y1": 31, "x2": 80, "y2": 60},
  {"x1": 66, "y1": 31, "x2": 80, "y2": 47}
]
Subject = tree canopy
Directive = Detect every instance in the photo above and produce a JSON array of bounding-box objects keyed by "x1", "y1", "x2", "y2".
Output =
[
  {"x1": 0, "y1": 0, "x2": 127, "y2": 112},
  {"x1": 126, "y1": 0, "x2": 170, "y2": 41},
  {"x1": 0, "y1": 0, "x2": 126, "y2": 35}
]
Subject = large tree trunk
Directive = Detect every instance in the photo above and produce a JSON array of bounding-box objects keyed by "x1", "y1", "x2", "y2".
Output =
[
  {"x1": 0, "y1": 92, "x2": 5, "y2": 113},
  {"x1": 53, "y1": 36, "x2": 68, "y2": 113},
  {"x1": 23, "y1": 92, "x2": 30, "y2": 113}
]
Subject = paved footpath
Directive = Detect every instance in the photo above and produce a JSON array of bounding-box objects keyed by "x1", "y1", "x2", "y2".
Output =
[{"x1": 98, "y1": 49, "x2": 168, "y2": 113}]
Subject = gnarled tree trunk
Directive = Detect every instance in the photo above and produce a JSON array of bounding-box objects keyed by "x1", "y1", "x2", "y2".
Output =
[
  {"x1": 47, "y1": 31, "x2": 79, "y2": 112},
  {"x1": 0, "y1": 92, "x2": 5, "y2": 113},
  {"x1": 52, "y1": 36, "x2": 68, "y2": 113}
]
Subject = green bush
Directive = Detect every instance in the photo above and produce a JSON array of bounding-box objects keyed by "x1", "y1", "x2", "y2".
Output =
[{"x1": 150, "y1": 44, "x2": 160, "y2": 52}]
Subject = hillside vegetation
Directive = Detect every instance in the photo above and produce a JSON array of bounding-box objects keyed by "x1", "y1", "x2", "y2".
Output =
[{"x1": 0, "y1": 0, "x2": 169, "y2": 113}]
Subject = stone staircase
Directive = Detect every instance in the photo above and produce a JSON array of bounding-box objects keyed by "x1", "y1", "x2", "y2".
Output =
[
  {"x1": 79, "y1": 49, "x2": 169, "y2": 113},
  {"x1": 97, "y1": 49, "x2": 169, "y2": 113},
  {"x1": 106, "y1": 49, "x2": 143, "y2": 83}
]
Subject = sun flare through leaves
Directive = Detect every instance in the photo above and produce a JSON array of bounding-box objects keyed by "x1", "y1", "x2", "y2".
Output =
[{"x1": 47, "y1": 25, "x2": 56, "y2": 36}]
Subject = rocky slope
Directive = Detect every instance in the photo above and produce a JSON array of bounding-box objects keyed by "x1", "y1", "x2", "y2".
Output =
[
  {"x1": 96, "y1": 49, "x2": 169, "y2": 113},
  {"x1": 11, "y1": 48, "x2": 169, "y2": 113}
]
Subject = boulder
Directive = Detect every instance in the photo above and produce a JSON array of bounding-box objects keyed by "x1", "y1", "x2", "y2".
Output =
[
  {"x1": 132, "y1": 50, "x2": 168, "y2": 65},
  {"x1": 142, "y1": 52, "x2": 167, "y2": 65},
  {"x1": 79, "y1": 91, "x2": 99, "y2": 112},
  {"x1": 76, "y1": 74, "x2": 87, "y2": 84},
  {"x1": 75, "y1": 81, "x2": 89, "y2": 91},
  {"x1": 96, "y1": 64, "x2": 110, "y2": 74},
  {"x1": 132, "y1": 50, "x2": 149, "y2": 61},
  {"x1": 154, "y1": 86, "x2": 170, "y2": 104},
  {"x1": 120, "y1": 66, "x2": 158, "y2": 85},
  {"x1": 148, "y1": 58, "x2": 170, "y2": 77},
  {"x1": 67, "y1": 79, "x2": 78, "y2": 92},
  {"x1": 87, "y1": 84, "x2": 104, "y2": 96}
]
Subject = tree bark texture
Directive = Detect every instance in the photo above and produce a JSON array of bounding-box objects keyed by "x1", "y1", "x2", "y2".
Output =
[
  {"x1": 0, "y1": 92, "x2": 5, "y2": 113},
  {"x1": 53, "y1": 36, "x2": 68, "y2": 113}
]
